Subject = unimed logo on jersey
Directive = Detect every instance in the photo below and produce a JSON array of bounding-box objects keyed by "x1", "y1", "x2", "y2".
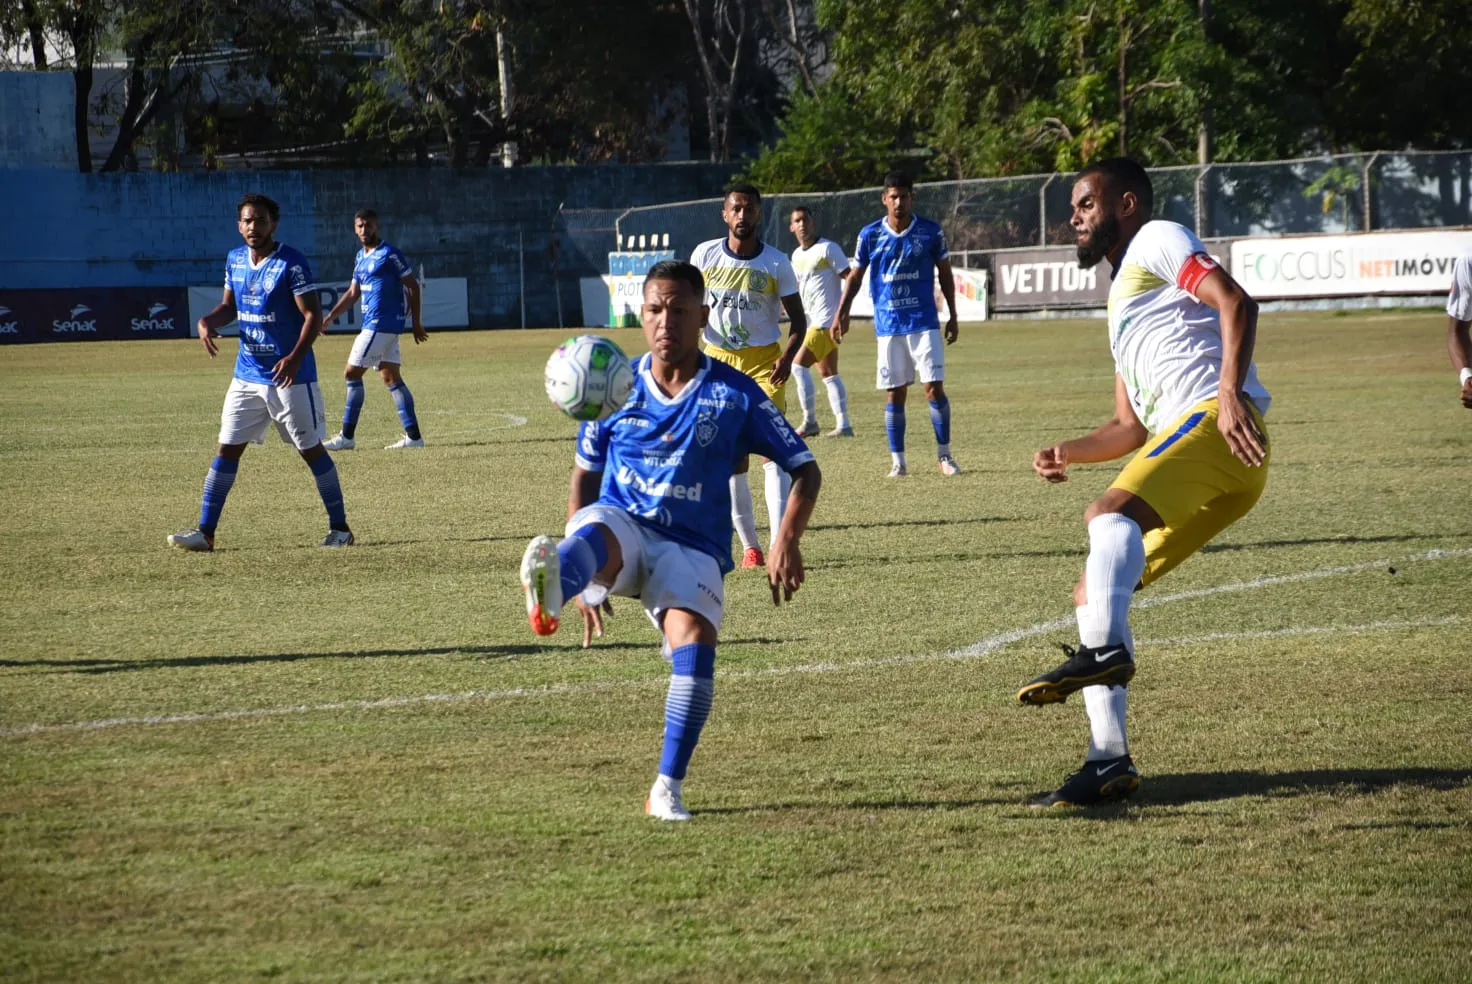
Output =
[{"x1": 53, "y1": 303, "x2": 98, "y2": 333}]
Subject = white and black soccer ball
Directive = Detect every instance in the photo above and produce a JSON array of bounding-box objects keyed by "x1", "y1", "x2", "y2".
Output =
[{"x1": 544, "y1": 334, "x2": 635, "y2": 422}]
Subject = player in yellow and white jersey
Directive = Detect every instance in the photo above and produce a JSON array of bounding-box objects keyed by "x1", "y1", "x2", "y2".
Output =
[
  {"x1": 1017, "y1": 157, "x2": 1272, "y2": 808},
  {"x1": 787, "y1": 205, "x2": 854, "y2": 438},
  {"x1": 1445, "y1": 248, "x2": 1472, "y2": 409},
  {"x1": 690, "y1": 183, "x2": 808, "y2": 569}
]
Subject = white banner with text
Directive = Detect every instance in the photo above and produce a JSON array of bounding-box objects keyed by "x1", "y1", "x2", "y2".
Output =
[{"x1": 1230, "y1": 230, "x2": 1472, "y2": 298}]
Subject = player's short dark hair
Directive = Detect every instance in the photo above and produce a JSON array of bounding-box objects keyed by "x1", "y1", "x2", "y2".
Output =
[
  {"x1": 883, "y1": 170, "x2": 914, "y2": 192},
  {"x1": 354, "y1": 207, "x2": 378, "y2": 221},
  {"x1": 1078, "y1": 157, "x2": 1154, "y2": 215},
  {"x1": 791, "y1": 205, "x2": 812, "y2": 219},
  {"x1": 237, "y1": 193, "x2": 279, "y2": 222},
  {"x1": 644, "y1": 259, "x2": 705, "y2": 299},
  {"x1": 725, "y1": 182, "x2": 762, "y2": 203}
]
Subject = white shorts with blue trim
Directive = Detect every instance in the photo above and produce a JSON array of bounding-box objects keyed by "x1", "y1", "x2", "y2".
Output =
[
  {"x1": 347, "y1": 328, "x2": 404, "y2": 369},
  {"x1": 564, "y1": 503, "x2": 725, "y2": 635},
  {"x1": 218, "y1": 378, "x2": 326, "y2": 451},
  {"x1": 876, "y1": 327, "x2": 944, "y2": 389}
]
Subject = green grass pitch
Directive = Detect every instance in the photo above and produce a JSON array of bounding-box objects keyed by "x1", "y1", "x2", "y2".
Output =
[{"x1": 2, "y1": 311, "x2": 1469, "y2": 982}]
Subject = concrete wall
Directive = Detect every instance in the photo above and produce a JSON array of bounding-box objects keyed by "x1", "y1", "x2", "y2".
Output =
[
  {"x1": 0, "y1": 164, "x2": 738, "y2": 327},
  {"x1": 0, "y1": 72, "x2": 74, "y2": 169}
]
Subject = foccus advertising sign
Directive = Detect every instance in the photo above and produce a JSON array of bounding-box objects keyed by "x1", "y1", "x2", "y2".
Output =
[{"x1": 1231, "y1": 230, "x2": 1472, "y2": 298}]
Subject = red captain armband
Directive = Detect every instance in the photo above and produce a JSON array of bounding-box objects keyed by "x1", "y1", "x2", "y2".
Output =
[{"x1": 1177, "y1": 252, "x2": 1219, "y2": 296}]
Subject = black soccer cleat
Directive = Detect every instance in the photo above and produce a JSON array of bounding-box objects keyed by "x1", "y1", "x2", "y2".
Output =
[
  {"x1": 1030, "y1": 755, "x2": 1140, "y2": 808},
  {"x1": 1016, "y1": 641, "x2": 1135, "y2": 706}
]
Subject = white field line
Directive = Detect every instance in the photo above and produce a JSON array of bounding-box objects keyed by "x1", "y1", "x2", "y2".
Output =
[{"x1": 3, "y1": 548, "x2": 1468, "y2": 738}]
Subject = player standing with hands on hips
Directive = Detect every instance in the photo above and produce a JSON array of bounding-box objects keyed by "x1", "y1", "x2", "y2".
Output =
[
  {"x1": 169, "y1": 193, "x2": 353, "y2": 551},
  {"x1": 322, "y1": 208, "x2": 429, "y2": 450},
  {"x1": 518, "y1": 260, "x2": 820, "y2": 821},
  {"x1": 1018, "y1": 158, "x2": 1271, "y2": 807},
  {"x1": 830, "y1": 170, "x2": 961, "y2": 477}
]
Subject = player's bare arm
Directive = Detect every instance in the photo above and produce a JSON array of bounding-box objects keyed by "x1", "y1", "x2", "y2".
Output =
[
  {"x1": 936, "y1": 256, "x2": 959, "y2": 344},
  {"x1": 1034, "y1": 374, "x2": 1149, "y2": 483},
  {"x1": 404, "y1": 276, "x2": 427, "y2": 343},
  {"x1": 830, "y1": 263, "x2": 866, "y2": 344},
  {"x1": 196, "y1": 287, "x2": 237, "y2": 359},
  {"x1": 567, "y1": 464, "x2": 615, "y2": 645},
  {"x1": 1448, "y1": 315, "x2": 1472, "y2": 408},
  {"x1": 772, "y1": 293, "x2": 807, "y2": 387},
  {"x1": 767, "y1": 459, "x2": 821, "y2": 604},
  {"x1": 1195, "y1": 268, "x2": 1267, "y2": 465},
  {"x1": 322, "y1": 281, "x2": 360, "y2": 334},
  {"x1": 273, "y1": 291, "x2": 325, "y2": 386}
]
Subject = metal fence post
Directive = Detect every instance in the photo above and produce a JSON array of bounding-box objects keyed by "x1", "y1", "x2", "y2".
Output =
[
  {"x1": 1362, "y1": 152, "x2": 1380, "y2": 232},
  {"x1": 1195, "y1": 164, "x2": 1213, "y2": 238},
  {"x1": 1038, "y1": 173, "x2": 1057, "y2": 247}
]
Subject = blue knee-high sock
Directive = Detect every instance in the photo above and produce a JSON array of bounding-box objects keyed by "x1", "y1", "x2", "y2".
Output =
[
  {"x1": 308, "y1": 453, "x2": 348, "y2": 531},
  {"x1": 556, "y1": 524, "x2": 608, "y2": 601},
  {"x1": 659, "y1": 643, "x2": 716, "y2": 780},
  {"x1": 928, "y1": 396, "x2": 951, "y2": 447},
  {"x1": 342, "y1": 380, "x2": 365, "y2": 438},
  {"x1": 197, "y1": 455, "x2": 238, "y2": 536},
  {"x1": 885, "y1": 404, "x2": 906, "y2": 453},
  {"x1": 388, "y1": 382, "x2": 421, "y2": 440}
]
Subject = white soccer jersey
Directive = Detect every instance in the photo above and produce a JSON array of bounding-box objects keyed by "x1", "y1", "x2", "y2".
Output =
[
  {"x1": 1447, "y1": 251, "x2": 1472, "y2": 321},
  {"x1": 1107, "y1": 220, "x2": 1271, "y2": 433},
  {"x1": 690, "y1": 238, "x2": 798, "y2": 350},
  {"x1": 790, "y1": 238, "x2": 847, "y2": 328}
]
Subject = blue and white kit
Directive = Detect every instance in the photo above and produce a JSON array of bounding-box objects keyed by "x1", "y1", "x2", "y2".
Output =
[
  {"x1": 852, "y1": 216, "x2": 951, "y2": 389},
  {"x1": 348, "y1": 242, "x2": 414, "y2": 368}
]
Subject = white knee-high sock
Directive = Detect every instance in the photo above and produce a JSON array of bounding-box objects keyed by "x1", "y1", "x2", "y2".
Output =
[
  {"x1": 1079, "y1": 513, "x2": 1146, "y2": 649},
  {"x1": 763, "y1": 460, "x2": 790, "y2": 548},
  {"x1": 730, "y1": 473, "x2": 758, "y2": 550},
  {"x1": 1083, "y1": 685, "x2": 1129, "y2": 760},
  {"x1": 823, "y1": 374, "x2": 850, "y2": 429},
  {"x1": 792, "y1": 364, "x2": 817, "y2": 426}
]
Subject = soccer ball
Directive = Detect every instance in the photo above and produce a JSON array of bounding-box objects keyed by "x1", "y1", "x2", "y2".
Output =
[{"x1": 544, "y1": 334, "x2": 635, "y2": 421}]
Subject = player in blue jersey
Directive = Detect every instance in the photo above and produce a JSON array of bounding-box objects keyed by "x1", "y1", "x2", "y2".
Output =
[
  {"x1": 517, "y1": 259, "x2": 822, "y2": 821},
  {"x1": 831, "y1": 170, "x2": 961, "y2": 477},
  {"x1": 168, "y1": 193, "x2": 353, "y2": 551},
  {"x1": 322, "y1": 208, "x2": 428, "y2": 450}
]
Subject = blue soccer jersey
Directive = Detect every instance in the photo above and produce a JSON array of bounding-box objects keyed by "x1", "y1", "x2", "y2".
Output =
[
  {"x1": 853, "y1": 215, "x2": 949, "y2": 336},
  {"x1": 354, "y1": 242, "x2": 414, "y2": 333},
  {"x1": 225, "y1": 244, "x2": 319, "y2": 385},
  {"x1": 575, "y1": 354, "x2": 815, "y2": 573}
]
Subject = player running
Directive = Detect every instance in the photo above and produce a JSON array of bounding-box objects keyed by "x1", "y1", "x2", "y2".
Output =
[
  {"x1": 690, "y1": 183, "x2": 809, "y2": 569},
  {"x1": 518, "y1": 260, "x2": 821, "y2": 821},
  {"x1": 1018, "y1": 157, "x2": 1272, "y2": 807},
  {"x1": 831, "y1": 170, "x2": 960, "y2": 477},
  {"x1": 788, "y1": 205, "x2": 854, "y2": 438},
  {"x1": 169, "y1": 193, "x2": 353, "y2": 551},
  {"x1": 1445, "y1": 248, "x2": 1472, "y2": 409},
  {"x1": 322, "y1": 208, "x2": 428, "y2": 450}
]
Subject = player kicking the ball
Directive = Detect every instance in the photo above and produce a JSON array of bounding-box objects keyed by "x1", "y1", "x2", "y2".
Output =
[
  {"x1": 1018, "y1": 157, "x2": 1271, "y2": 807},
  {"x1": 518, "y1": 259, "x2": 821, "y2": 821}
]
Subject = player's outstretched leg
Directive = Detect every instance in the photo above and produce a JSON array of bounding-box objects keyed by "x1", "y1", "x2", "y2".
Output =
[
  {"x1": 168, "y1": 452, "x2": 239, "y2": 551},
  {"x1": 647, "y1": 641, "x2": 716, "y2": 822},
  {"x1": 792, "y1": 364, "x2": 820, "y2": 437},
  {"x1": 822, "y1": 373, "x2": 852, "y2": 437},
  {"x1": 519, "y1": 524, "x2": 609, "y2": 635},
  {"x1": 385, "y1": 381, "x2": 424, "y2": 449},
  {"x1": 325, "y1": 379, "x2": 364, "y2": 450}
]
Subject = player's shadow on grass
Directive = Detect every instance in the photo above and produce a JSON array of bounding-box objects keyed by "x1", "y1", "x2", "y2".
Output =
[
  {"x1": 810, "y1": 516, "x2": 1017, "y2": 533},
  {"x1": 698, "y1": 794, "x2": 1021, "y2": 817},
  {"x1": 1201, "y1": 532, "x2": 1450, "y2": 554},
  {"x1": 1137, "y1": 767, "x2": 1471, "y2": 808}
]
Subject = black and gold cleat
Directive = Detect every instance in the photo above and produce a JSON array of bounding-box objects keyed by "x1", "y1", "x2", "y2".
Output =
[
  {"x1": 1017, "y1": 641, "x2": 1135, "y2": 706},
  {"x1": 1030, "y1": 755, "x2": 1140, "y2": 808}
]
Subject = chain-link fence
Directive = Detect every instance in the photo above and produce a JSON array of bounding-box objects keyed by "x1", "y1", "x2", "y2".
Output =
[{"x1": 614, "y1": 150, "x2": 1472, "y2": 267}]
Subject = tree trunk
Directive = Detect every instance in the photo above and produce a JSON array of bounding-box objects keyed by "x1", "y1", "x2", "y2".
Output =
[
  {"x1": 22, "y1": 0, "x2": 46, "y2": 68},
  {"x1": 1117, "y1": 10, "x2": 1129, "y2": 157},
  {"x1": 73, "y1": 64, "x2": 93, "y2": 172}
]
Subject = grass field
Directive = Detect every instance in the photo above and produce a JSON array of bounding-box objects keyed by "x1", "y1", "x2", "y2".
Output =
[{"x1": 2, "y1": 312, "x2": 1469, "y2": 983}]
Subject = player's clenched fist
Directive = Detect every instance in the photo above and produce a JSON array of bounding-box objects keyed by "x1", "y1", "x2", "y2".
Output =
[{"x1": 1033, "y1": 445, "x2": 1069, "y2": 482}]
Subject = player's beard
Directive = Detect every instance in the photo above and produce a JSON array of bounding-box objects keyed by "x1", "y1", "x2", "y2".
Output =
[{"x1": 1076, "y1": 213, "x2": 1121, "y2": 269}]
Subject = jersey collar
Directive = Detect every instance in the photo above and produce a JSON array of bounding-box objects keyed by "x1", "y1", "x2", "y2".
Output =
[{"x1": 639, "y1": 353, "x2": 709, "y2": 406}]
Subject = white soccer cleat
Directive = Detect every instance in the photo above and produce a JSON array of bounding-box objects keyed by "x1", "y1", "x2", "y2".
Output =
[
  {"x1": 321, "y1": 529, "x2": 355, "y2": 547},
  {"x1": 938, "y1": 455, "x2": 962, "y2": 476},
  {"x1": 384, "y1": 436, "x2": 425, "y2": 449},
  {"x1": 167, "y1": 528, "x2": 214, "y2": 551},
  {"x1": 520, "y1": 535, "x2": 563, "y2": 636},
  {"x1": 645, "y1": 776, "x2": 692, "y2": 822},
  {"x1": 887, "y1": 463, "x2": 908, "y2": 478},
  {"x1": 323, "y1": 433, "x2": 355, "y2": 451}
]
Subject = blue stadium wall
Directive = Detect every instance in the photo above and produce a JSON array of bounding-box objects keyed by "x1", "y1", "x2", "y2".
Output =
[{"x1": 0, "y1": 165, "x2": 737, "y2": 328}]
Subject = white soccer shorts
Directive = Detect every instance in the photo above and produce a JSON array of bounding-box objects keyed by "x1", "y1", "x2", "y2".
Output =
[
  {"x1": 218, "y1": 378, "x2": 327, "y2": 451},
  {"x1": 564, "y1": 503, "x2": 725, "y2": 634},
  {"x1": 875, "y1": 327, "x2": 945, "y2": 390},
  {"x1": 347, "y1": 329, "x2": 404, "y2": 369}
]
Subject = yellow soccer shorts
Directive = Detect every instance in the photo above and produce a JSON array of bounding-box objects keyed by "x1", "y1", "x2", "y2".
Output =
[
  {"x1": 800, "y1": 324, "x2": 837, "y2": 363},
  {"x1": 704, "y1": 341, "x2": 787, "y2": 412},
  {"x1": 1110, "y1": 398, "x2": 1270, "y2": 586}
]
